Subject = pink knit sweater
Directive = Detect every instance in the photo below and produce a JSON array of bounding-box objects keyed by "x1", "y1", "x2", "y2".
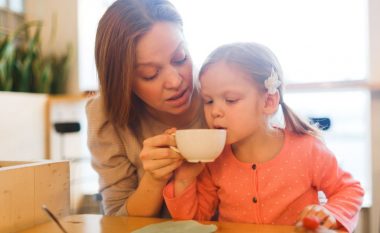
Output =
[{"x1": 164, "y1": 131, "x2": 364, "y2": 233}]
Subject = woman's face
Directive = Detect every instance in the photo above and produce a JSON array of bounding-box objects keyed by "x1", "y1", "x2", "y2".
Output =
[{"x1": 133, "y1": 22, "x2": 194, "y2": 115}]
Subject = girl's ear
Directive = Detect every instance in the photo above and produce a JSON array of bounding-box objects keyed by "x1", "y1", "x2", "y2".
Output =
[{"x1": 263, "y1": 91, "x2": 280, "y2": 115}]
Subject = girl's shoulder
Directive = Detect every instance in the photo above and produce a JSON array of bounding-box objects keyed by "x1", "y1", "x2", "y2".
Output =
[{"x1": 285, "y1": 130, "x2": 329, "y2": 154}]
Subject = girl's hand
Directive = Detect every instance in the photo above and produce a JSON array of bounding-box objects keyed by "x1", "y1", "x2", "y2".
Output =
[
  {"x1": 140, "y1": 128, "x2": 183, "y2": 182},
  {"x1": 175, "y1": 161, "x2": 205, "y2": 182},
  {"x1": 297, "y1": 205, "x2": 340, "y2": 230},
  {"x1": 173, "y1": 161, "x2": 205, "y2": 196}
]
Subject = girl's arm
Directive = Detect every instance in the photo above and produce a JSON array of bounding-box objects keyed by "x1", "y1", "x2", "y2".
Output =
[
  {"x1": 174, "y1": 162, "x2": 206, "y2": 196},
  {"x1": 164, "y1": 165, "x2": 219, "y2": 220},
  {"x1": 310, "y1": 139, "x2": 365, "y2": 233}
]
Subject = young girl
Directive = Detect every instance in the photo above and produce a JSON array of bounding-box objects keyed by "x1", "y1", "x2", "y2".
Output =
[{"x1": 163, "y1": 42, "x2": 364, "y2": 232}]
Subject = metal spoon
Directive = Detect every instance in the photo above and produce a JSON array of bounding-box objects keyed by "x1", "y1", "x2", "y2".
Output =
[{"x1": 41, "y1": 205, "x2": 68, "y2": 233}]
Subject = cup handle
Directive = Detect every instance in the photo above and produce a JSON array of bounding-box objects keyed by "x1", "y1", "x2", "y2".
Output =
[
  {"x1": 170, "y1": 146, "x2": 180, "y2": 153},
  {"x1": 169, "y1": 132, "x2": 180, "y2": 153}
]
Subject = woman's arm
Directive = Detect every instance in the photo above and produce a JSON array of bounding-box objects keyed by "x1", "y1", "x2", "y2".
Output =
[
  {"x1": 87, "y1": 98, "x2": 182, "y2": 216},
  {"x1": 124, "y1": 173, "x2": 168, "y2": 216},
  {"x1": 127, "y1": 129, "x2": 184, "y2": 216},
  {"x1": 93, "y1": 132, "x2": 182, "y2": 216}
]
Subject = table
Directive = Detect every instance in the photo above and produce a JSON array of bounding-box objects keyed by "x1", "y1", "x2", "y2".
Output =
[{"x1": 18, "y1": 214, "x2": 297, "y2": 233}]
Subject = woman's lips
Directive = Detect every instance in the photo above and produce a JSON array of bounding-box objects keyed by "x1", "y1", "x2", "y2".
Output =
[
  {"x1": 167, "y1": 89, "x2": 186, "y2": 101},
  {"x1": 166, "y1": 89, "x2": 190, "y2": 107}
]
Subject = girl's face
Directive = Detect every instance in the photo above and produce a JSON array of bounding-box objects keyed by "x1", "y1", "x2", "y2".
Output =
[
  {"x1": 200, "y1": 62, "x2": 267, "y2": 145},
  {"x1": 133, "y1": 22, "x2": 194, "y2": 115}
]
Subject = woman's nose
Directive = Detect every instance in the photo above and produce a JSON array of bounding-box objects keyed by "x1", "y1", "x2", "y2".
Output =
[{"x1": 163, "y1": 67, "x2": 182, "y2": 89}]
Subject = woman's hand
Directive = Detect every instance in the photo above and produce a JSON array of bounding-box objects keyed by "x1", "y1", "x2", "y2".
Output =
[
  {"x1": 297, "y1": 204, "x2": 341, "y2": 231},
  {"x1": 140, "y1": 128, "x2": 183, "y2": 182}
]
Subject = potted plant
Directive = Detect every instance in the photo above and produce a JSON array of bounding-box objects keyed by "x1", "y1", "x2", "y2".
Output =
[{"x1": 0, "y1": 20, "x2": 70, "y2": 94}]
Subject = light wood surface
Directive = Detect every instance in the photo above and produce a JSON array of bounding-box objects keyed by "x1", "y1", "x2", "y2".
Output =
[
  {"x1": 18, "y1": 214, "x2": 297, "y2": 233},
  {"x1": 0, "y1": 161, "x2": 70, "y2": 233}
]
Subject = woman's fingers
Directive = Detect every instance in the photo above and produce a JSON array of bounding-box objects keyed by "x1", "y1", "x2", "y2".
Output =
[
  {"x1": 140, "y1": 128, "x2": 182, "y2": 181},
  {"x1": 164, "y1": 127, "x2": 176, "y2": 135},
  {"x1": 150, "y1": 159, "x2": 183, "y2": 180},
  {"x1": 143, "y1": 157, "x2": 180, "y2": 171},
  {"x1": 143, "y1": 133, "x2": 176, "y2": 148},
  {"x1": 141, "y1": 147, "x2": 181, "y2": 160}
]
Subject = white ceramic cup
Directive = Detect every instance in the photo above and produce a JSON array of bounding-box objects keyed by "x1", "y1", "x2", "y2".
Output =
[{"x1": 171, "y1": 129, "x2": 226, "y2": 163}]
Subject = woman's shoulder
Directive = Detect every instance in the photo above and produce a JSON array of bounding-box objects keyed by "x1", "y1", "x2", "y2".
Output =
[
  {"x1": 86, "y1": 95, "x2": 135, "y2": 140},
  {"x1": 86, "y1": 95, "x2": 105, "y2": 116}
]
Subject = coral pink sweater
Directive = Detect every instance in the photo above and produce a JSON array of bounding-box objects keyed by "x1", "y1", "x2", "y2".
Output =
[{"x1": 164, "y1": 131, "x2": 364, "y2": 233}]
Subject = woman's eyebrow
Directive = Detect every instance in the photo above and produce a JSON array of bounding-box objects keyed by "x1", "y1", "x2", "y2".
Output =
[
  {"x1": 136, "y1": 41, "x2": 184, "y2": 67},
  {"x1": 136, "y1": 62, "x2": 157, "y2": 67}
]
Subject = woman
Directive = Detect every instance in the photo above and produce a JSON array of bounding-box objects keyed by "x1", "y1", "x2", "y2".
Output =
[{"x1": 86, "y1": 0, "x2": 206, "y2": 217}]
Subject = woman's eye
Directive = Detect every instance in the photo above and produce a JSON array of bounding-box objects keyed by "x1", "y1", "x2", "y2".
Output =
[
  {"x1": 226, "y1": 99, "x2": 238, "y2": 104},
  {"x1": 172, "y1": 54, "x2": 187, "y2": 65},
  {"x1": 142, "y1": 74, "x2": 158, "y2": 81},
  {"x1": 141, "y1": 70, "x2": 159, "y2": 81}
]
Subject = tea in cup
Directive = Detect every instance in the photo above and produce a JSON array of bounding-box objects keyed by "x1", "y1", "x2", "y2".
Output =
[{"x1": 171, "y1": 129, "x2": 226, "y2": 163}]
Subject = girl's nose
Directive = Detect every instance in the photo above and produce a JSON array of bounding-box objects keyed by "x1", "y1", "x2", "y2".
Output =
[
  {"x1": 164, "y1": 67, "x2": 182, "y2": 89},
  {"x1": 211, "y1": 104, "x2": 224, "y2": 118}
]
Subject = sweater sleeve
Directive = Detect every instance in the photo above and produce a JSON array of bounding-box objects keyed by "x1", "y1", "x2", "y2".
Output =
[
  {"x1": 310, "y1": 139, "x2": 364, "y2": 233},
  {"x1": 164, "y1": 166, "x2": 219, "y2": 220},
  {"x1": 86, "y1": 97, "x2": 138, "y2": 216}
]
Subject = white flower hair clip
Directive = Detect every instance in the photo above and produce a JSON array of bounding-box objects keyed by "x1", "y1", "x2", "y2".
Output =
[{"x1": 264, "y1": 68, "x2": 281, "y2": 95}]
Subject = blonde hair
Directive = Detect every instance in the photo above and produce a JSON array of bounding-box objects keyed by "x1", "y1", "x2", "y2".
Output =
[
  {"x1": 95, "y1": 0, "x2": 183, "y2": 128},
  {"x1": 199, "y1": 42, "x2": 319, "y2": 136}
]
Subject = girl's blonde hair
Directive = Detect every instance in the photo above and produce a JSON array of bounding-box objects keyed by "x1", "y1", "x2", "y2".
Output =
[
  {"x1": 95, "y1": 0, "x2": 183, "y2": 129},
  {"x1": 199, "y1": 42, "x2": 319, "y2": 136}
]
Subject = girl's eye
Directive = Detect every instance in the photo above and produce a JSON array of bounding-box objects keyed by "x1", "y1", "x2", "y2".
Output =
[{"x1": 203, "y1": 99, "x2": 213, "y2": 105}]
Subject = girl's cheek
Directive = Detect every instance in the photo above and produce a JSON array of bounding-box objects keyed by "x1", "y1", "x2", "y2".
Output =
[{"x1": 204, "y1": 112, "x2": 213, "y2": 127}]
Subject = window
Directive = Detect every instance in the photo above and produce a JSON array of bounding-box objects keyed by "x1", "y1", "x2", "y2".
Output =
[
  {"x1": 0, "y1": 0, "x2": 24, "y2": 35},
  {"x1": 77, "y1": 0, "x2": 115, "y2": 91},
  {"x1": 171, "y1": 0, "x2": 368, "y2": 83},
  {"x1": 285, "y1": 89, "x2": 371, "y2": 207},
  {"x1": 170, "y1": 0, "x2": 371, "y2": 206}
]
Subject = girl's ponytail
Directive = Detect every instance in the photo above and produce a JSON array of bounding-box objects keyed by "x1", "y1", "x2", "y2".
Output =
[{"x1": 280, "y1": 102, "x2": 320, "y2": 137}]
